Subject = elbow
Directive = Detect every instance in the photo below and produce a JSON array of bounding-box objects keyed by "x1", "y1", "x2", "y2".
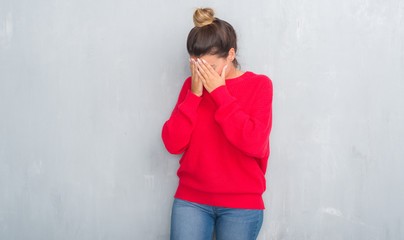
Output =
[
  {"x1": 161, "y1": 133, "x2": 187, "y2": 155},
  {"x1": 165, "y1": 143, "x2": 186, "y2": 155},
  {"x1": 244, "y1": 147, "x2": 267, "y2": 159},
  {"x1": 242, "y1": 136, "x2": 269, "y2": 159},
  {"x1": 164, "y1": 142, "x2": 185, "y2": 155},
  {"x1": 161, "y1": 123, "x2": 189, "y2": 155}
]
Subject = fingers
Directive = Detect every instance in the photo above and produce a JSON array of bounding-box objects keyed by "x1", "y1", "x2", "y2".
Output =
[
  {"x1": 196, "y1": 68, "x2": 204, "y2": 84},
  {"x1": 190, "y1": 58, "x2": 198, "y2": 80},
  {"x1": 221, "y1": 64, "x2": 228, "y2": 79},
  {"x1": 190, "y1": 58, "x2": 194, "y2": 72},
  {"x1": 201, "y1": 59, "x2": 216, "y2": 75},
  {"x1": 191, "y1": 58, "x2": 204, "y2": 80},
  {"x1": 190, "y1": 58, "x2": 195, "y2": 74},
  {"x1": 190, "y1": 58, "x2": 195, "y2": 77},
  {"x1": 198, "y1": 70, "x2": 206, "y2": 86},
  {"x1": 196, "y1": 58, "x2": 211, "y2": 80}
]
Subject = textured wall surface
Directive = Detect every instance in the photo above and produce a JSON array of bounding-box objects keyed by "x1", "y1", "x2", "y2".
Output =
[{"x1": 1, "y1": 0, "x2": 403, "y2": 239}]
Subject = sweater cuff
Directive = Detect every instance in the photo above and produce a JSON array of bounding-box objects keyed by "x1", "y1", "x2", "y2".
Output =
[
  {"x1": 210, "y1": 85, "x2": 236, "y2": 107},
  {"x1": 178, "y1": 89, "x2": 202, "y2": 113}
]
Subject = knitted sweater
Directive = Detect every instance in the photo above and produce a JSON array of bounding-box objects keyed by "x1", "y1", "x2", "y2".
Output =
[{"x1": 161, "y1": 71, "x2": 273, "y2": 209}]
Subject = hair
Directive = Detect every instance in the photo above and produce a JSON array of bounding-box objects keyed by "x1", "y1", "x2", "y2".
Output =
[{"x1": 187, "y1": 8, "x2": 240, "y2": 69}]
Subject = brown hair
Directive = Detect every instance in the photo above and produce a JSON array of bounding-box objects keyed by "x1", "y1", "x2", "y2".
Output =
[{"x1": 187, "y1": 8, "x2": 240, "y2": 68}]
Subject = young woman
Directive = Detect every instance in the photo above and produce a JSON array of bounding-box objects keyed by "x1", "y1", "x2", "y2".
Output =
[{"x1": 161, "y1": 7, "x2": 273, "y2": 240}]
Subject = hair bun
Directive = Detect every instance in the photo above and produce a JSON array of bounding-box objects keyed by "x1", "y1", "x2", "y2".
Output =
[{"x1": 193, "y1": 8, "x2": 215, "y2": 27}]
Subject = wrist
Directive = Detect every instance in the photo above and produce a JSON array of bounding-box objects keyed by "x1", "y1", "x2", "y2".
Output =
[
  {"x1": 191, "y1": 89, "x2": 202, "y2": 97},
  {"x1": 210, "y1": 85, "x2": 235, "y2": 107},
  {"x1": 209, "y1": 83, "x2": 225, "y2": 93}
]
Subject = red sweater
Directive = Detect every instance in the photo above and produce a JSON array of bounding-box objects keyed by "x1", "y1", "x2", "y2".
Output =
[{"x1": 161, "y1": 71, "x2": 273, "y2": 209}]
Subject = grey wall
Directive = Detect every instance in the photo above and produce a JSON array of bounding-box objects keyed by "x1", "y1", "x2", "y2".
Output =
[{"x1": 1, "y1": 0, "x2": 403, "y2": 239}]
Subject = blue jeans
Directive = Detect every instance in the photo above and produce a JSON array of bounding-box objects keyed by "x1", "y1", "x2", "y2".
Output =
[{"x1": 170, "y1": 198, "x2": 263, "y2": 240}]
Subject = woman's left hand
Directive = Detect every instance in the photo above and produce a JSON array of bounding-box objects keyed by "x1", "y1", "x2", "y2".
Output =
[{"x1": 196, "y1": 58, "x2": 228, "y2": 93}]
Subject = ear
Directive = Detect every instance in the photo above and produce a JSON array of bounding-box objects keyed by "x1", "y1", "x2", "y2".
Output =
[{"x1": 227, "y1": 48, "x2": 236, "y2": 62}]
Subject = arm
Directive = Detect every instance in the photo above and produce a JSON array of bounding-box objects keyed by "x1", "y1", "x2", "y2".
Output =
[
  {"x1": 161, "y1": 77, "x2": 202, "y2": 154},
  {"x1": 210, "y1": 76, "x2": 273, "y2": 159}
]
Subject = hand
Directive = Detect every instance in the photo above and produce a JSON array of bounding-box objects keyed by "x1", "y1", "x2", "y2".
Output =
[
  {"x1": 189, "y1": 58, "x2": 203, "y2": 97},
  {"x1": 196, "y1": 58, "x2": 228, "y2": 93}
]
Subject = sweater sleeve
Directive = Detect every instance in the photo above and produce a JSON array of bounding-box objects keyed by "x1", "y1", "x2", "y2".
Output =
[
  {"x1": 161, "y1": 77, "x2": 202, "y2": 154},
  {"x1": 210, "y1": 76, "x2": 273, "y2": 159}
]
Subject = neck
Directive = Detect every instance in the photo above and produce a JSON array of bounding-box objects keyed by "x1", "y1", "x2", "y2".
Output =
[{"x1": 225, "y1": 65, "x2": 243, "y2": 80}]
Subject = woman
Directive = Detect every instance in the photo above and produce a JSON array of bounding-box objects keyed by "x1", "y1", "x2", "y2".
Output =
[{"x1": 161, "y1": 7, "x2": 273, "y2": 240}]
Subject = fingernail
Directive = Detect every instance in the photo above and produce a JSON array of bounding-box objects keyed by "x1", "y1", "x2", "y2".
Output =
[
  {"x1": 197, "y1": 58, "x2": 201, "y2": 62},
  {"x1": 202, "y1": 59, "x2": 206, "y2": 63}
]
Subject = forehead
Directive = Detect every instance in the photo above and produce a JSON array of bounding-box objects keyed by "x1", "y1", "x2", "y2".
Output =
[{"x1": 191, "y1": 54, "x2": 224, "y2": 65}]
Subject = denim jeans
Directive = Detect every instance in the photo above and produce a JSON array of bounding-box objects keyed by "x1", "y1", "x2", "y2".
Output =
[{"x1": 170, "y1": 198, "x2": 263, "y2": 240}]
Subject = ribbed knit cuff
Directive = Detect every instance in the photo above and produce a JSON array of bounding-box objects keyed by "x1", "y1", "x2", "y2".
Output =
[
  {"x1": 178, "y1": 89, "x2": 202, "y2": 114},
  {"x1": 210, "y1": 85, "x2": 236, "y2": 107}
]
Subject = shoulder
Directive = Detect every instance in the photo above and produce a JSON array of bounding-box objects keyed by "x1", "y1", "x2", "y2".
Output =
[{"x1": 245, "y1": 71, "x2": 273, "y2": 91}]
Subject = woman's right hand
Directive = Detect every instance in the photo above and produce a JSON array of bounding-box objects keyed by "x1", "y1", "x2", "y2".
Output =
[{"x1": 190, "y1": 58, "x2": 203, "y2": 97}]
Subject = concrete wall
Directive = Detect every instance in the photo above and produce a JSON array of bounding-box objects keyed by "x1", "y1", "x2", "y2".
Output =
[{"x1": 1, "y1": 0, "x2": 403, "y2": 239}]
